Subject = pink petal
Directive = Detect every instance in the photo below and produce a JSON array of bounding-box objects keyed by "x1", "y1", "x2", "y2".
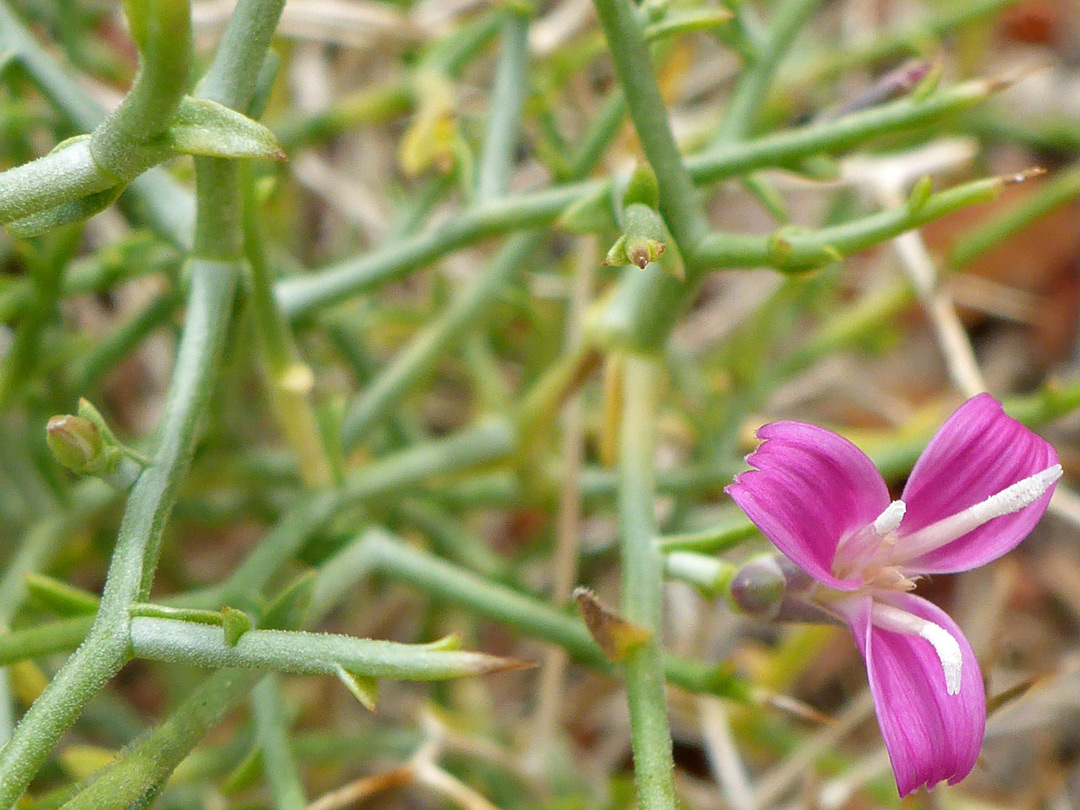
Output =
[
  {"x1": 725, "y1": 422, "x2": 890, "y2": 590},
  {"x1": 843, "y1": 593, "x2": 985, "y2": 797},
  {"x1": 900, "y1": 394, "x2": 1058, "y2": 574}
]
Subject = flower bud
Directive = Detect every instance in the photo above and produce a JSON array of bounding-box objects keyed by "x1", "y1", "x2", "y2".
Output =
[
  {"x1": 46, "y1": 415, "x2": 105, "y2": 475},
  {"x1": 728, "y1": 555, "x2": 786, "y2": 618}
]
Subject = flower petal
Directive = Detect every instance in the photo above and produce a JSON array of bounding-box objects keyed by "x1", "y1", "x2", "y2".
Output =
[
  {"x1": 841, "y1": 593, "x2": 985, "y2": 797},
  {"x1": 725, "y1": 421, "x2": 890, "y2": 590},
  {"x1": 899, "y1": 394, "x2": 1058, "y2": 573}
]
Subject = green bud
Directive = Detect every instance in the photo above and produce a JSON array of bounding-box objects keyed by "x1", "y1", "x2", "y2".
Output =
[
  {"x1": 626, "y1": 237, "x2": 666, "y2": 270},
  {"x1": 46, "y1": 415, "x2": 106, "y2": 474},
  {"x1": 603, "y1": 203, "x2": 669, "y2": 270}
]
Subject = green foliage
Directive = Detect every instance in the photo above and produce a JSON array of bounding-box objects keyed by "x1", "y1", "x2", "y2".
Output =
[{"x1": 0, "y1": 0, "x2": 1070, "y2": 807}]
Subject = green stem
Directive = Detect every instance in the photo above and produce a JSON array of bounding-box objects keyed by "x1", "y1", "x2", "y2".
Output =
[
  {"x1": 475, "y1": 9, "x2": 530, "y2": 203},
  {"x1": 693, "y1": 174, "x2": 1004, "y2": 271},
  {"x1": 59, "y1": 669, "x2": 263, "y2": 810},
  {"x1": 242, "y1": 165, "x2": 334, "y2": 487},
  {"x1": 252, "y1": 676, "x2": 307, "y2": 810},
  {"x1": 0, "y1": 0, "x2": 284, "y2": 799},
  {"x1": 590, "y1": 0, "x2": 708, "y2": 252},
  {"x1": 340, "y1": 232, "x2": 541, "y2": 449},
  {"x1": 91, "y1": 0, "x2": 192, "y2": 176},
  {"x1": 0, "y1": 259, "x2": 238, "y2": 809},
  {"x1": 129, "y1": 617, "x2": 518, "y2": 678},
  {"x1": 712, "y1": 0, "x2": 821, "y2": 145},
  {"x1": 616, "y1": 354, "x2": 678, "y2": 810},
  {"x1": 0, "y1": 139, "x2": 117, "y2": 223},
  {"x1": 275, "y1": 78, "x2": 995, "y2": 318}
]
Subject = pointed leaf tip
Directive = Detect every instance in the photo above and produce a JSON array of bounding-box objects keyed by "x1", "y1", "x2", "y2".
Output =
[{"x1": 335, "y1": 664, "x2": 379, "y2": 712}]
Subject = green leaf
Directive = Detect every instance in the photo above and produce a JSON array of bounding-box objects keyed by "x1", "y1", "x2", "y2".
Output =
[
  {"x1": 157, "y1": 97, "x2": 286, "y2": 161},
  {"x1": 221, "y1": 606, "x2": 253, "y2": 647},
  {"x1": 129, "y1": 603, "x2": 224, "y2": 626},
  {"x1": 6, "y1": 185, "x2": 125, "y2": 237},
  {"x1": 334, "y1": 663, "x2": 379, "y2": 712},
  {"x1": 24, "y1": 574, "x2": 100, "y2": 616}
]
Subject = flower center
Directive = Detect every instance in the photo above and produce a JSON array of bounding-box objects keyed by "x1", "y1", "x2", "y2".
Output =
[{"x1": 833, "y1": 500, "x2": 906, "y2": 579}]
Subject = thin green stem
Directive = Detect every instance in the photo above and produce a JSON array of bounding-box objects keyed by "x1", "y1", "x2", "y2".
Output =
[
  {"x1": 475, "y1": 9, "x2": 530, "y2": 203},
  {"x1": 275, "y1": 78, "x2": 997, "y2": 318},
  {"x1": 252, "y1": 676, "x2": 307, "y2": 810},
  {"x1": 59, "y1": 669, "x2": 263, "y2": 810},
  {"x1": 693, "y1": 174, "x2": 1005, "y2": 271},
  {"x1": 242, "y1": 165, "x2": 334, "y2": 487},
  {"x1": 129, "y1": 617, "x2": 519, "y2": 678},
  {"x1": 712, "y1": 0, "x2": 821, "y2": 145},
  {"x1": 616, "y1": 354, "x2": 678, "y2": 810},
  {"x1": 591, "y1": 0, "x2": 708, "y2": 252},
  {"x1": 0, "y1": 0, "x2": 284, "y2": 799},
  {"x1": 91, "y1": 0, "x2": 192, "y2": 176},
  {"x1": 0, "y1": 259, "x2": 238, "y2": 808}
]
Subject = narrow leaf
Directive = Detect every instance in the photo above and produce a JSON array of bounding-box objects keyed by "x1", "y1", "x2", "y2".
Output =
[
  {"x1": 158, "y1": 96, "x2": 286, "y2": 161},
  {"x1": 6, "y1": 184, "x2": 125, "y2": 237},
  {"x1": 23, "y1": 573, "x2": 100, "y2": 616}
]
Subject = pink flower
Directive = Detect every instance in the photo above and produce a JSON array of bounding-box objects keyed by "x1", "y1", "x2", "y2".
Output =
[{"x1": 725, "y1": 393, "x2": 1061, "y2": 796}]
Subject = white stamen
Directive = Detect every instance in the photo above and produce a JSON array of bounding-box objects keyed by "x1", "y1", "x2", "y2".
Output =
[
  {"x1": 873, "y1": 500, "x2": 907, "y2": 535},
  {"x1": 871, "y1": 602, "x2": 962, "y2": 695},
  {"x1": 897, "y1": 464, "x2": 1062, "y2": 561}
]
